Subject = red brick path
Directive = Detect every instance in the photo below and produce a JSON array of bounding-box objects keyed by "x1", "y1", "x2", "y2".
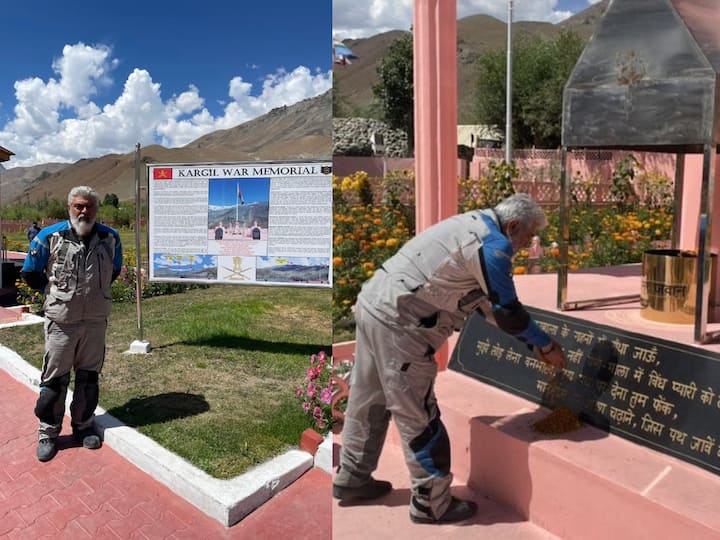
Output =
[{"x1": 0, "y1": 369, "x2": 331, "y2": 539}]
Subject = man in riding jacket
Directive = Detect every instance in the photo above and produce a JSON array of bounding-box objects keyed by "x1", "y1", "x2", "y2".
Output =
[
  {"x1": 333, "y1": 193, "x2": 567, "y2": 524},
  {"x1": 22, "y1": 186, "x2": 123, "y2": 462}
]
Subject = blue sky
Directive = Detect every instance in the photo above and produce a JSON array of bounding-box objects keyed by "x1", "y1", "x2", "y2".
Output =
[
  {"x1": 333, "y1": 0, "x2": 602, "y2": 39},
  {"x1": 0, "y1": 1, "x2": 331, "y2": 168},
  {"x1": 209, "y1": 178, "x2": 270, "y2": 207}
]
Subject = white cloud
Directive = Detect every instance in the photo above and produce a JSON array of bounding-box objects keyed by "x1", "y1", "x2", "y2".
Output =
[
  {"x1": 157, "y1": 65, "x2": 332, "y2": 147},
  {"x1": 333, "y1": 0, "x2": 575, "y2": 39},
  {"x1": 0, "y1": 43, "x2": 331, "y2": 168}
]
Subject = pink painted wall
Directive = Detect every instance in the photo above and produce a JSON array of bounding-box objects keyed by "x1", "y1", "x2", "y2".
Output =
[
  {"x1": 679, "y1": 153, "x2": 720, "y2": 313},
  {"x1": 333, "y1": 156, "x2": 469, "y2": 180},
  {"x1": 471, "y1": 149, "x2": 677, "y2": 204}
]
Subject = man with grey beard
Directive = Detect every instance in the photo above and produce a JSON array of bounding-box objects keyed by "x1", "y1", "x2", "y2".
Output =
[{"x1": 22, "y1": 186, "x2": 123, "y2": 462}]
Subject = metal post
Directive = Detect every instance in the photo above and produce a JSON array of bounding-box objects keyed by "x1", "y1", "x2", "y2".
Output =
[
  {"x1": 505, "y1": 0, "x2": 513, "y2": 164},
  {"x1": 558, "y1": 147, "x2": 568, "y2": 309},
  {"x1": 695, "y1": 144, "x2": 716, "y2": 343},
  {"x1": 128, "y1": 143, "x2": 151, "y2": 353},
  {"x1": 134, "y1": 144, "x2": 143, "y2": 340}
]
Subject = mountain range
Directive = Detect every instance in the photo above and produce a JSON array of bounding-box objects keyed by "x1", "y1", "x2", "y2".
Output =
[
  {"x1": 334, "y1": 0, "x2": 608, "y2": 123},
  {"x1": 1, "y1": 89, "x2": 331, "y2": 204}
]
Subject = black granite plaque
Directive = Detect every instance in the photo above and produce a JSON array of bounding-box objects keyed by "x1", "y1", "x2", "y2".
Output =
[{"x1": 449, "y1": 308, "x2": 720, "y2": 476}]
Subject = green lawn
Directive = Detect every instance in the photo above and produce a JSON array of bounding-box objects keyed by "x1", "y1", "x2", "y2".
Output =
[{"x1": 0, "y1": 284, "x2": 332, "y2": 479}]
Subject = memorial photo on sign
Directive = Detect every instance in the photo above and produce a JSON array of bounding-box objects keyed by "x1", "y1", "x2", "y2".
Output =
[
  {"x1": 153, "y1": 254, "x2": 219, "y2": 280},
  {"x1": 207, "y1": 177, "x2": 270, "y2": 256},
  {"x1": 256, "y1": 256, "x2": 329, "y2": 285}
]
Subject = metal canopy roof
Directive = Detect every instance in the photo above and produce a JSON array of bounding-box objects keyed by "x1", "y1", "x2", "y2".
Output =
[{"x1": 562, "y1": 0, "x2": 720, "y2": 151}]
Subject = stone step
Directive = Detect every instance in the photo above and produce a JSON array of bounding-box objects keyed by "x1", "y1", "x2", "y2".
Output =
[
  {"x1": 334, "y1": 426, "x2": 561, "y2": 539},
  {"x1": 434, "y1": 370, "x2": 720, "y2": 540}
]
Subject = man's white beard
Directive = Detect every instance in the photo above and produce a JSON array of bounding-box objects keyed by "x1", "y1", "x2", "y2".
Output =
[{"x1": 70, "y1": 215, "x2": 95, "y2": 237}]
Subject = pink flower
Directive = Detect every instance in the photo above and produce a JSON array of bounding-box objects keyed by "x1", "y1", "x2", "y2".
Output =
[
  {"x1": 295, "y1": 387, "x2": 303, "y2": 397},
  {"x1": 310, "y1": 354, "x2": 317, "y2": 364},
  {"x1": 313, "y1": 406, "x2": 323, "y2": 418},
  {"x1": 320, "y1": 387, "x2": 332, "y2": 404},
  {"x1": 307, "y1": 382, "x2": 315, "y2": 397},
  {"x1": 307, "y1": 367, "x2": 317, "y2": 379},
  {"x1": 302, "y1": 401, "x2": 311, "y2": 413},
  {"x1": 315, "y1": 419, "x2": 326, "y2": 430}
]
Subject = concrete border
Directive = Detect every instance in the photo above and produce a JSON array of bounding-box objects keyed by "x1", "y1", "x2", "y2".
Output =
[{"x1": 0, "y1": 344, "x2": 324, "y2": 527}]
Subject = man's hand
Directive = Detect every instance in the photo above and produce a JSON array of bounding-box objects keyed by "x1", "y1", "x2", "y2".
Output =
[{"x1": 534, "y1": 339, "x2": 567, "y2": 370}]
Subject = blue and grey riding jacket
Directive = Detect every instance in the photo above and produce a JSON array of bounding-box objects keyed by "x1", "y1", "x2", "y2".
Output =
[
  {"x1": 22, "y1": 221, "x2": 123, "y2": 323},
  {"x1": 357, "y1": 209, "x2": 551, "y2": 352}
]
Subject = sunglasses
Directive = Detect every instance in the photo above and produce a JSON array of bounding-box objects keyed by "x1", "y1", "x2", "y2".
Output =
[{"x1": 70, "y1": 203, "x2": 96, "y2": 211}]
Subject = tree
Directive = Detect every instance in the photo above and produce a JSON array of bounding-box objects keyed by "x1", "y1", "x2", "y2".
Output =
[
  {"x1": 103, "y1": 193, "x2": 119, "y2": 208},
  {"x1": 332, "y1": 74, "x2": 347, "y2": 117},
  {"x1": 473, "y1": 30, "x2": 584, "y2": 149},
  {"x1": 373, "y1": 32, "x2": 414, "y2": 155}
]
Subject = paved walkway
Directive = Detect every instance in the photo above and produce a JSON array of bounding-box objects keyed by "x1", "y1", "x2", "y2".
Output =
[{"x1": 0, "y1": 368, "x2": 331, "y2": 539}]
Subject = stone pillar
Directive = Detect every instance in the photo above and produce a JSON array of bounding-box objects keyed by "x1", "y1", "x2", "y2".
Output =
[
  {"x1": 413, "y1": 0, "x2": 458, "y2": 369},
  {"x1": 413, "y1": 0, "x2": 458, "y2": 232}
]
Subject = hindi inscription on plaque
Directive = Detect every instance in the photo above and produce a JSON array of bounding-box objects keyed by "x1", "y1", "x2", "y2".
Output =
[{"x1": 449, "y1": 308, "x2": 720, "y2": 476}]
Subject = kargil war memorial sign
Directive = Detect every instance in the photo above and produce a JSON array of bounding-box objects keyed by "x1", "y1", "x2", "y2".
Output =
[{"x1": 148, "y1": 160, "x2": 332, "y2": 287}]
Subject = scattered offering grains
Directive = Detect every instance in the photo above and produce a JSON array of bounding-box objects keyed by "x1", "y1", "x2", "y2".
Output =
[{"x1": 531, "y1": 406, "x2": 582, "y2": 435}]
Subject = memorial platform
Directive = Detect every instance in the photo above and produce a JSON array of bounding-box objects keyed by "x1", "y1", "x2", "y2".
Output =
[{"x1": 333, "y1": 264, "x2": 720, "y2": 539}]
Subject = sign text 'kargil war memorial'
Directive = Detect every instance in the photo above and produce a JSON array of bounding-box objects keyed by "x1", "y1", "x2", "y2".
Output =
[{"x1": 147, "y1": 160, "x2": 332, "y2": 288}]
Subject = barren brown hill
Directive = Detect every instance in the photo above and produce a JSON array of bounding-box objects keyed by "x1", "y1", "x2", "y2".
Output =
[
  {"x1": 0, "y1": 163, "x2": 67, "y2": 203},
  {"x1": 14, "y1": 90, "x2": 331, "y2": 203},
  {"x1": 335, "y1": 1, "x2": 609, "y2": 123}
]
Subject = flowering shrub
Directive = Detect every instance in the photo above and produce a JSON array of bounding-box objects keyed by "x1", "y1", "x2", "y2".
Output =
[
  {"x1": 458, "y1": 160, "x2": 518, "y2": 212},
  {"x1": 295, "y1": 351, "x2": 333, "y2": 434},
  {"x1": 510, "y1": 206, "x2": 674, "y2": 274},
  {"x1": 333, "y1": 171, "x2": 414, "y2": 326},
  {"x1": 15, "y1": 278, "x2": 44, "y2": 312}
]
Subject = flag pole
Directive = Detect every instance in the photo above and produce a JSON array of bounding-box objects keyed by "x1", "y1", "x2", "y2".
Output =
[{"x1": 505, "y1": 0, "x2": 513, "y2": 164}]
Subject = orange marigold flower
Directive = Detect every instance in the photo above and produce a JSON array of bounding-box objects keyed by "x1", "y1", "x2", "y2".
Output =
[
  {"x1": 333, "y1": 257, "x2": 343, "y2": 267},
  {"x1": 513, "y1": 266, "x2": 527, "y2": 275}
]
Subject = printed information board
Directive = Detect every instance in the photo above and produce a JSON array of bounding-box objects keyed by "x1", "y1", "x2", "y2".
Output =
[
  {"x1": 147, "y1": 160, "x2": 332, "y2": 287},
  {"x1": 450, "y1": 307, "x2": 720, "y2": 476}
]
